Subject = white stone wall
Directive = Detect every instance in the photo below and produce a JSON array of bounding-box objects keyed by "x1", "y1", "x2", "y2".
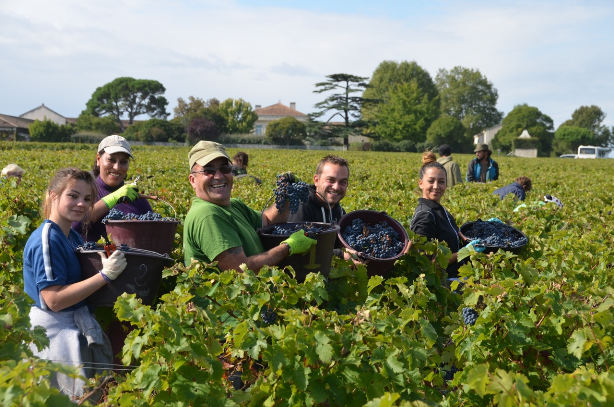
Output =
[
  {"x1": 21, "y1": 106, "x2": 66, "y2": 125},
  {"x1": 513, "y1": 148, "x2": 537, "y2": 158}
]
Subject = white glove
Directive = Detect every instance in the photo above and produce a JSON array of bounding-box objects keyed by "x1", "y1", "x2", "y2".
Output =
[{"x1": 99, "y1": 250, "x2": 127, "y2": 281}]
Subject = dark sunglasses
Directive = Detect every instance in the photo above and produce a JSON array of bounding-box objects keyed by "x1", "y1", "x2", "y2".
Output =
[{"x1": 191, "y1": 165, "x2": 233, "y2": 176}]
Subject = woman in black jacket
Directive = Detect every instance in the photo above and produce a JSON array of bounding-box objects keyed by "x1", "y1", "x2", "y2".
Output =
[{"x1": 410, "y1": 153, "x2": 482, "y2": 279}]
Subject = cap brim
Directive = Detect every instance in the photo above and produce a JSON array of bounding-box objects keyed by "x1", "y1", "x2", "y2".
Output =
[
  {"x1": 193, "y1": 152, "x2": 231, "y2": 168},
  {"x1": 103, "y1": 146, "x2": 134, "y2": 159}
]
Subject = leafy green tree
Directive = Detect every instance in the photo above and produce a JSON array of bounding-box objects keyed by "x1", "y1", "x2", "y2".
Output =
[
  {"x1": 75, "y1": 113, "x2": 121, "y2": 135},
  {"x1": 492, "y1": 104, "x2": 554, "y2": 155},
  {"x1": 374, "y1": 81, "x2": 440, "y2": 143},
  {"x1": 310, "y1": 73, "x2": 375, "y2": 148},
  {"x1": 426, "y1": 115, "x2": 470, "y2": 153},
  {"x1": 265, "y1": 117, "x2": 307, "y2": 146},
  {"x1": 28, "y1": 119, "x2": 74, "y2": 142},
  {"x1": 553, "y1": 126, "x2": 594, "y2": 155},
  {"x1": 85, "y1": 77, "x2": 169, "y2": 132},
  {"x1": 122, "y1": 119, "x2": 184, "y2": 142},
  {"x1": 186, "y1": 118, "x2": 220, "y2": 144},
  {"x1": 559, "y1": 105, "x2": 612, "y2": 147},
  {"x1": 435, "y1": 66, "x2": 503, "y2": 138},
  {"x1": 217, "y1": 98, "x2": 258, "y2": 134},
  {"x1": 362, "y1": 61, "x2": 439, "y2": 139},
  {"x1": 172, "y1": 97, "x2": 226, "y2": 131}
]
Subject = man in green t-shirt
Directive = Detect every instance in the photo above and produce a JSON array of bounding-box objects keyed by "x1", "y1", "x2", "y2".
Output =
[{"x1": 184, "y1": 141, "x2": 316, "y2": 272}]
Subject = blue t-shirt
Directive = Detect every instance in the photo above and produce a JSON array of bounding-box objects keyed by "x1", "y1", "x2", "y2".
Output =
[{"x1": 23, "y1": 220, "x2": 86, "y2": 311}]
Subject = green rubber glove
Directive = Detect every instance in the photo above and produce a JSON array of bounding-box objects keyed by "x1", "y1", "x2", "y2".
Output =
[
  {"x1": 487, "y1": 217, "x2": 503, "y2": 223},
  {"x1": 277, "y1": 171, "x2": 301, "y2": 184},
  {"x1": 101, "y1": 185, "x2": 139, "y2": 209},
  {"x1": 282, "y1": 229, "x2": 316, "y2": 255},
  {"x1": 467, "y1": 239, "x2": 486, "y2": 253}
]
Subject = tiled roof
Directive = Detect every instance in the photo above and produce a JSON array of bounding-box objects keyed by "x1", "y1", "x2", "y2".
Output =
[
  {"x1": 255, "y1": 103, "x2": 306, "y2": 117},
  {"x1": 0, "y1": 114, "x2": 34, "y2": 129},
  {"x1": 20, "y1": 104, "x2": 66, "y2": 119}
]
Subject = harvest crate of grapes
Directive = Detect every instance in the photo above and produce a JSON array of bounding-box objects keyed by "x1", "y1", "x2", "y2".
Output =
[
  {"x1": 75, "y1": 246, "x2": 173, "y2": 307},
  {"x1": 460, "y1": 220, "x2": 528, "y2": 254},
  {"x1": 103, "y1": 209, "x2": 179, "y2": 255},
  {"x1": 337, "y1": 210, "x2": 410, "y2": 277},
  {"x1": 259, "y1": 222, "x2": 340, "y2": 282}
]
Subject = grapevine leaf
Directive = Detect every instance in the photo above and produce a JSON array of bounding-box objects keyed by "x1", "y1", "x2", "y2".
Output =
[
  {"x1": 363, "y1": 392, "x2": 401, "y2": 407},
  {"x1": 233, "y1": 320, "x2": 248, "y2": 348},
  {"x1": 597, "y1": 298, "x2": 614, "y2": 313},
  {"x1": 315, "y1": 332, "x2": 333, "y2": 364},
  {"x1": 567, "y1": 329, "x2": 588, "y2": 359},
  {"x1": 418, "y1": 319, "x2": 437, "y2": 347},
  {"x1": 367, "y1": 275, "x2": 384, "y2": 294},
  {"x1": 466, "y1": 363, "x2": 490, "y2": 397},
  {"x1": 456, "y1": 245, "x2": 474, "y2": 262}
]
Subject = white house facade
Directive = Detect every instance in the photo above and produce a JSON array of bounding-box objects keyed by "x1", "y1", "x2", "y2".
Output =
[{"x1": 253, "y1": 102, "x2": 308, "y2": 136}]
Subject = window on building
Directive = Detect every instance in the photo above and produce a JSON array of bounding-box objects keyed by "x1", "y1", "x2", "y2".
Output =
[{"x1": 255, "y1": 125, "x2": 263, "y2": 136}]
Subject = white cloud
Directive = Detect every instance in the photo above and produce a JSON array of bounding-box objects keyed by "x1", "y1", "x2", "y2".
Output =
[{"x1": 1, "y1": 0, "x2": 613, "y2": 128}]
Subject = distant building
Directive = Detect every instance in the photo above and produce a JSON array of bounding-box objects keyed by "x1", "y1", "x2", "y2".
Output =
[
  {"x1": 253, "y1": 102, "x2": 308, "y2": 136},
  {"x1": 473, "y1": 124, "x2": 502, "y2": 145},
  {"x1": 20, "y1": 103, "x2": 70, "y2": 126},
  {"x1": 0, "y1": 114, "x2": 34, "y2": 141}
]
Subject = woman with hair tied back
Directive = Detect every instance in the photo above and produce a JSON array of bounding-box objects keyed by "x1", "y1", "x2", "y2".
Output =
[
  {"x1": 410, "y1": 153, "x2": 484, "y2": 280},
  {"x1": 72, "y1": 135, "x2": 152, "y2": 242},
  {"x1": 23, "y1": 168, "x2": 126, "y2": 399}
]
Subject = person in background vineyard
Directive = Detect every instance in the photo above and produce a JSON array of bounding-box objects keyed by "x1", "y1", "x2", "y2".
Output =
[
  {"x1": 72, "y1": 135, "x2": 152, "y2": 242},
  {"x1": 23, "y1": 168, "x2": 126, "y2": 399},
  {"x1": 466, "y1": 143, "x2": 499, "y2": 183},
  {"x1": 184, "y1": 141, "x2": 316, "y2": 272},
  {"x1": 436, "y1": 145, "x2": 463, "y2": 188},
  {"x1": 1, "y1": 163, "x2": 25, "y2": 184},
  {"x1": 231, "y1": 151, "x2": 249, "y2": 176},
  {"x1": 288, "y1": 155, "x2": 364, "y2": 263},
  {"x1": 410, "y1": 153, "x2": 484, "y2": 280},
  {"x1": 493, "y1": 176, "x2": 532, "y2": 201}
]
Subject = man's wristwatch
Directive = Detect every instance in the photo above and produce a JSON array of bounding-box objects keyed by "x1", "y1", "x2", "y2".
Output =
[{"x1": 280, "y1": 242, "x2": 291, "y2": 255}]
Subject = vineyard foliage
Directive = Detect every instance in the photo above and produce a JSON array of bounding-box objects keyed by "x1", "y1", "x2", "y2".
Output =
[{"x1": 1, "y1": 141, "x2": 614, "y2": 406}]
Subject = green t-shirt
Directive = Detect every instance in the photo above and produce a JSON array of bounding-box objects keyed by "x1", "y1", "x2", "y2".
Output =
[{"x1": 183, "y1": 197, "x2": 264, "y2": 266}]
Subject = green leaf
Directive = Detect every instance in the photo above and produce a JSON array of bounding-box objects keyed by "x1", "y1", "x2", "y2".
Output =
[
  {"x1": 567, "y1": 329, "x2": 588, "y2": 359},
  {"x1": 233, "y1": 320, "x2": 248, "y2": 349},
  {"x1": 418, "y1": 318, "x2": 437, "y2": 347},
  {"x1": 466, "y1": 363, "x2": 490, "y2": 397},
  {"x1": 363, "y1": 392, "x2": 401, "y2": 407}
]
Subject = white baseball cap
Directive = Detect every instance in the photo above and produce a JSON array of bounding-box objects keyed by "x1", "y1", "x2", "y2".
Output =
[{"x1": 98, "y1": 135, "x2": 133, "y2": 158}]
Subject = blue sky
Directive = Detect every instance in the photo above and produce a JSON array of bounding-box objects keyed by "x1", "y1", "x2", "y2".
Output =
[{"x1": 1, "y1": 0, "x2": 613, "y2": 132}]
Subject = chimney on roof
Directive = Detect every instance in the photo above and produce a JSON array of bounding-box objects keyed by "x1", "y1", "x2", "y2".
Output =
[
  {"x1": 290, "y1": 102, "x2": 296, "y2": 110},
  {"x1": 255, "y1": 105, "x2": 261, "y2": 110}
]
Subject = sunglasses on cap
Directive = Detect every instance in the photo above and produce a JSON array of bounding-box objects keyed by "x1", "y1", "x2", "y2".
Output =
[{"x1": 191, "y1": 165, "x2": 234, "y2": 176}]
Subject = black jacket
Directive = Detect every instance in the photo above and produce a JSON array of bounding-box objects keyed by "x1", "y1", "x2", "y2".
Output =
[
  {"x1": 493, "y1": 182, "x2": 526, "y2": 201},
  {"x1": 410, "y1": 198, "x2": 462, "y2": 278},
  {"x1": 288, "y1": 186, "x2": 346, "y2": 224},
  {"x1": 288, "y1": 186, "x2": 346, "y2": 256}
]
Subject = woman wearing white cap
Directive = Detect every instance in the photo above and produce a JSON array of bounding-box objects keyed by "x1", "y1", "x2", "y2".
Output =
[{"x1": 72, "y1": 135, "x2": 152, "y2": 242}]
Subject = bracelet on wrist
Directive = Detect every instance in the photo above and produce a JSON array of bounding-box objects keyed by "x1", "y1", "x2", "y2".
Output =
[
  {"x1": 280, "y1": 242, "x2": 291, "y2": 255},
  {"x1": 99, "y1": 270, "x2": 112, "y2": 283}
]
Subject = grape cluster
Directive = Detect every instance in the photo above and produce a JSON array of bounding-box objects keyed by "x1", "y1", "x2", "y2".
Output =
[
  {"x1": 443, "y1": 365, "x2": 459, "y2": 382},
  {"x1": 273, "y1": 176, "x2": 310, "y2": 214},
  {"x1": 341, "y1": 219, "x2": 404, "y2": 259},
  {"x1": 82, "y1": 241, "x2": 97, "y2": 250},
  {"x1": 271, "y1": 223, "x2": 330, "y2": 236},
  {"x1": 260, "y1": 306, "x2": 278, "y2": 325},
  {"x1": 463, "y1": 221, "x2": 527, "y2": 249},
  {"x1": 102, "y1": 209, "x2": 176, "y2": 223},
  {"x1": 462, "y1": 307, "x2": 479, "y2": 326},
  {"x1": 118, "y1": 243, "x2": 131, "y2": 252}
]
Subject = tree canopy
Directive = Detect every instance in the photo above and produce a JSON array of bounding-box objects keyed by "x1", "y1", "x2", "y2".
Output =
[
  {"x1": 492, "y1": 104, "x2": 554, "y2": 155},
  {"x1": 374, "y1": 81, "x2": 440, "y2": 143},
  {"x1": 310, "y1": 73, "x2": 375, "y2": 147},
  {"x1": 558, "y1": 105, "x2": 612, "y2": 147},
  {"x1": 362, "y1": 61, "x2": 440, "y2": 142},
  {"x1": 426, "y1": 115, "x2": 470, "y2": 153},
  {"x1": 435, "y1": 66, "x2": 503, "y2": 138},
  {"x1": 85, "y1": 77, "x2": 169, "y2": 132},
  {"x1": 186, "y1": 118, "x2": 220, "y2": 144},
  {"x1": 75, "y1": 113, "x2": 121, "y2": 136},
  {"x1": 122, "y1": 119, "x2": 184, "y2": 142},
  {"x1": 265, "y1": 117, "x2": 306, "y2": 146},
  {"x1": 28, "y1": 119, "x2": 74, "y2": 142},
  {"x1": 552, "y1": 126, "x2": 595, "y2": 155},
  {"x1": 218, "y1": 98, "x2": 258, "y2": 134}
]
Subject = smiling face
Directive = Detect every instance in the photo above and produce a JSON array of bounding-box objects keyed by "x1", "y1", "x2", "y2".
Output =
[
  {"x1": 419, "y1": 167, "x2": 447, "y2": 204},
  {"x1": 49, "y1": 179, "x2": 94, "y2": 232},
  {"x1": 97, "y1": 152, "x2": 130, "y2": 187},
  {"x1": 189, "y1": 157, "x2": 233, "y2": 206},
  {"x1": 314, "y1": 163, "x2": 349, "y2": 208}
]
